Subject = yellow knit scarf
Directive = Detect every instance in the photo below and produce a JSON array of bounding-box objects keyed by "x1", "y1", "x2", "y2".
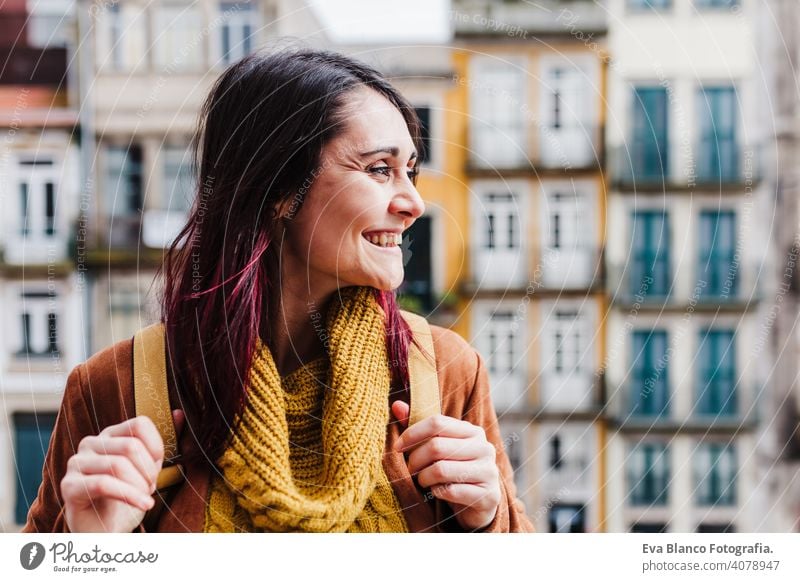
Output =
[{"x1": 203, "y1": 286, "x2": 409, "y2": 532}]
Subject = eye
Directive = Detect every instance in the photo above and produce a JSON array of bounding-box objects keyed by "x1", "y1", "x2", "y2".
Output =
[
  {"x1": 368, "y1": 164, "x2": 392, "y2": 179},
  {"x1": 407, "y1": 166, "x2": 420, "y2": 183}
]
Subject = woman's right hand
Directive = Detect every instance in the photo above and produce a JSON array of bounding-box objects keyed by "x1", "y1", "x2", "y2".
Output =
[{"x1": 60, "y1": 412, "x2": 180, "y2": 533}]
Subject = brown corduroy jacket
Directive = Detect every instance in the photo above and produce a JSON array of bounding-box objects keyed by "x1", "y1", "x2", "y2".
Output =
[{"x1": 23, "y1": 325, "x2": 535, "y2": 533}]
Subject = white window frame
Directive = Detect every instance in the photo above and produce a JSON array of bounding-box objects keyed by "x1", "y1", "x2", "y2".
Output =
[
  {"x1": 538, "y1": 55, "x2": 598, "y2": 168},
  {"x1": 470, "y1": 179, "x2": 528, "y2": 290},
  {"x1": 94, "y1": 1, "x2": 147, "y2": 72},
  {"x1": 153, "y1": 2, "x2": 205, "y2": 71},
  {"x1": 213, "y1": 1, "x2": 258, "y2": 67},
  {"x1": 26, "y1": 0, "x2": 74, "y2": 48},
  {"x1": 469, "y1": 56, "x2": 527, "y2": 169},
  {"x1": 540, "y1": 179, "x2": 596, "y2": 289},
  {"x1": 471, "y1": 301, "x2": 527, "y2": 411}
]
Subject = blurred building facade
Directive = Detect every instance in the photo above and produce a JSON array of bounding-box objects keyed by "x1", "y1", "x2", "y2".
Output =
[
  {"x1": 763, "y1": 0, "x2": 800, "y2": 532},
  {"x1": 452, "y1": 0, "x2": 609, "y2": 533},
  {"x1": 1, "y1": 0, "x2": 799, "y2": 534},
  {"x1": 604, "y1": 0, "x2": 770, "y2": 532},
  {"x1": 0, "y1": 0, "x2": 83, "y2": 530}
]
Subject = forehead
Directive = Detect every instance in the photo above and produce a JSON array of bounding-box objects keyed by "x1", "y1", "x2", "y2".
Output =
[{"x1": 335, "y1": 88, "x2": 415, "y2": 151}]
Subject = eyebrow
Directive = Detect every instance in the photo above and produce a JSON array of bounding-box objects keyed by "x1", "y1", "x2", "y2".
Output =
[{"x1": 359, "y1": 147, "x2": 418, "y2": 161}]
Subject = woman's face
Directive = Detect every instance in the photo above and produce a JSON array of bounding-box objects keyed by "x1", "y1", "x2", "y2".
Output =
[{"x1": 278, "y1": 88, "x2": 426, "y2": 294}]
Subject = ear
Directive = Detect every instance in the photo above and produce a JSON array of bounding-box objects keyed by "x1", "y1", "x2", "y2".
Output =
[{"x1": 274, "y1": 193, "x2": 300, "y2": 222}]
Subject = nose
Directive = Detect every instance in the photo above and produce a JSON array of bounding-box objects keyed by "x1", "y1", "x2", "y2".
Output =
[{"x1": 389, "y1": 180, "x2": 426, "y2": 222}]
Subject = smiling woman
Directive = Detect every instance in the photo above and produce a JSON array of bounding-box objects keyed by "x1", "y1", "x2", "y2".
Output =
[{"x1": 22, "y1": 47, "x2": 534, "y2": 533}]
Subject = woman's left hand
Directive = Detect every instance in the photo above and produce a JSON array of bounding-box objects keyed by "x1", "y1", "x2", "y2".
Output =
[{"x1": 391, "y1": 401, "x2": 502, "y2": 531}]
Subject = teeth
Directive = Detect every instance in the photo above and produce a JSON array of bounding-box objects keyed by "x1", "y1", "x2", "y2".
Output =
[{"x1": 364, "y1": 232, "x2": 402, "y2": 247}]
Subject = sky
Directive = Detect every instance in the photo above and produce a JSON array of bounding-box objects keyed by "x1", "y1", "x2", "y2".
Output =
[{"x1": 308, "y1": 0, "x2": 452, "y2": 44}]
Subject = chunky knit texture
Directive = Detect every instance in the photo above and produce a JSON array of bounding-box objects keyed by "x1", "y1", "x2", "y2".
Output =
[{"x1": 204, "y1": 286, "x2": 409, "y2": 532}]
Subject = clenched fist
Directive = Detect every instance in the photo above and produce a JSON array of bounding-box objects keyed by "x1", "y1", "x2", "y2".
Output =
[{"x1": 60, "y1": 410, "x2": 183, "y2": 533}]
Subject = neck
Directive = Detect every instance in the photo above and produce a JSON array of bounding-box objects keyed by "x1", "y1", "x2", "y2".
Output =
[{"x1": 266, "y1": 260, "x2": 337, "y2": 378}]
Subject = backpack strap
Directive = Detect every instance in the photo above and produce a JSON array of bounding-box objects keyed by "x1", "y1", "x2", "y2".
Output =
[
  {"x1": 399, "y1": 310, "x2": 441, "y2": 425},
  {"x1": 133, "y1": 322, "x2": 185, "y2": 530}
]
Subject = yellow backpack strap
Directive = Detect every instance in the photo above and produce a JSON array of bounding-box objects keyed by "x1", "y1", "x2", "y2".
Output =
[
  {"x1": 133, "y1": 322, "x2": 184, "y2": 490},
  {"x1": 399, "y1": 310, "x2": 441, "y2": 425}
]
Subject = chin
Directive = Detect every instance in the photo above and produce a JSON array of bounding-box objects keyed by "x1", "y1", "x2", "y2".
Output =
[{"x1": 357, "y1": 271, "x2": 404, "y2": 292}]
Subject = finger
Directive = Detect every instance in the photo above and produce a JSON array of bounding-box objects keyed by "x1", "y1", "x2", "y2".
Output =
[
  {"x1": 407, "y1": 437, "x2": 495, "y2": 475},
  {"x1": 430, "y1": 482, "x2": 495, "y2": 508},
  {"x1": 394, "y1": 414, "x2": 482, "y2": 452},
  {"x1": 61, "y1": 474, "x2": 155, "y2": 512},
  {"x1": 78, "y1": 436, "x2": 160, "y2": 485},
  {"x1": 416, "y1": 459, "x2": 497, "y2": 489},
  {"x1": 100, "y1": 416, "x2": 164, "y2": 464},
  {"x1": 390, "y1": 400, "x2": 409, "y2": 429},
  {"x1": 68, "y1": 453, "x2": 152, "y2": 493}
]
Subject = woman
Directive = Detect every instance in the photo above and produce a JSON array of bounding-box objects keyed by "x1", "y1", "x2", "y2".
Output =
[{"x1": 23, "y1": 48, "x2": 534, "y2": 533}]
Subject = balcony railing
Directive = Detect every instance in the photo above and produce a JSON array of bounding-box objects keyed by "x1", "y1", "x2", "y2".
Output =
[
  {"x1": 610, "y1": 142, "x2": 762, "y2": 190},
  {"x1": 607, "y1": 262, "x2": 761, "y2": 307},
  {"x1": 468, "y1": 123, "x2": 604, "y2": 173},
  {"x1": 452, "y1": 0, "x2": 607, "y2": 36}
]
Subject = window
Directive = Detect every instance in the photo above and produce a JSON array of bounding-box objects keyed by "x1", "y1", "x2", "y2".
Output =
[
  {"x1": 14, "y1": 412, "x2": 57, "y2": 524},
  {"x1": 109, "y1": 285, "x2": 144, "y2": 345},
  {"x1": 548, "y1": 504, "x2": 585, "y2": 533},
  {"x1": 629, "y1": 0, "x2": 672, "y2": 9},
  {"x1": 630, "y1": 330, "x2": 669, "y2": 416},
  {"x1": 16, "y1": 291, "x2": 60, "y2": 358},
  {"x1": 540, "y1": 59, "x2": 595, "y2": 168},
  {"x1": 697, "y1": 86, "x2": 738, "y2": 181},
  {"x1": 696, "y1": 329, "x2": 737, "y2": 416},
  {"x1": 501, "y1": 425, "x2": 525, "y2": 493},
  {"x1": 541, "y1": 303, "x2": 595, "y2": 410},
  {"x1": 470, "y1": 58, "x2": 526, "y2": 168},
  {"x1": 541, "y1": 180, "x2": 595, "y2": 289},
  {"x1": 154, "y1": 3, "x2": 204, "y2": 70},
  {"x1": 628, "y1": 442, "x2": 669, "y2": 506},
  {"x1": 548, "y1": 191, "x2": 585, "y2": 252},
  {"x1": 696, "y1": 0, "x2": 739, "y2": 8},
  {"x1": 698, "y1": 210, "x2": 737, "y2": 297},
  {"x1": 551, "y1": 310, "x2": 583, "y2": 375},
  {"x1": 16, "y1": 157, "x2": 57, "y2": 240},
  {"x1": 487, "y1": 312, "x2": 517, "y2": 377},
  {"x1": 550, "y1": 434, "x2": 563, "y2": 470},
  {"x1": 218, "y1": 1, "x2": 257, "y2": 66},
  {"x1": 475, "y1": 309, "x2": 526, "y2": 410},
  {"x1": 631, "y1": 210, "x2": 671, "y2": 297},
  {"x1": 695, "y1": 443, "x2": 736, "y2": 506},
  {"x1": 27, "y1": 0, "x2": 73, "y2": 48},
  {"x1": 414, "y1": 106, "x2": 432, "y2": 165},
  {"x1": 105, "y1": 145, "x2": 143, "y2": 217},
  {"x1": 399, "y1": 215, "x2": 433, "y2": 313},
  {"x1": 162, "y1": 145, "x2": 194, "y2": 212},
  {"x1": 482, "y1": 193, "x2": 518, "y2": 251},
  {"x1": 631, "y1": 87, "x2": 669, "y2": 182},
  {"x1": 472, "y1": 182, "x2": 527, "y2": 289},
  {"x1": 100, "y1": 2, "x2": 146, "y2": 71}
]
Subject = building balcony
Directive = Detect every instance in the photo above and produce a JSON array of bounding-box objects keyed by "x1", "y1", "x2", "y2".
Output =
[
  {"x1": 607, "y1": 383, "x2": 759, "y2": 432},
  {"x1": 609, "y1": 142, "x2": 763, "y2": 192},
  {"x1": 452, "y1": 0, "x2": 607, "y2": 37},
  {"x1": 606, "y1": 261, "x2": 762, "y2": 310},
  {"x1": 468, "y1": 124, "x2": 605, "y2": 175},
  {"x1": 465, "y1": 247, "x2": 605, "y2": 295}
]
